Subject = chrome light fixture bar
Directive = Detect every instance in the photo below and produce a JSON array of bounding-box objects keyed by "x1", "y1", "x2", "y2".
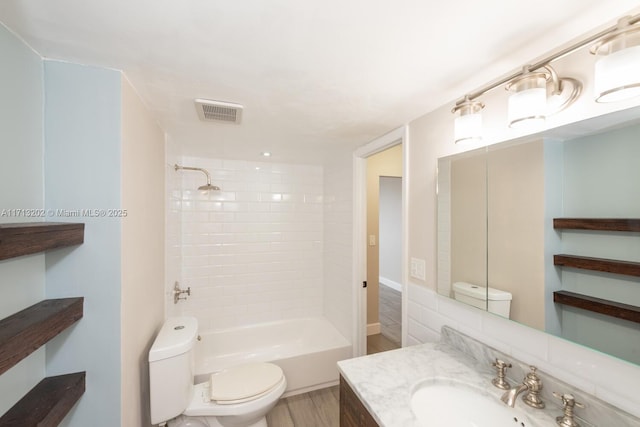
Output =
[{"x1": 451, "y1": 13, "x2": 640, "y2": 142}]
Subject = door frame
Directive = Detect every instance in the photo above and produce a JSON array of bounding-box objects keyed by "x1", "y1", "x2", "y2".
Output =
[{"x1": 352, "y1": 125, "x2": 409, "y2": 356}]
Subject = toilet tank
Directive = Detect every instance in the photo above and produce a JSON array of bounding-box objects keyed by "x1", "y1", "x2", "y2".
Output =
[
  {"x1": 149, "y1": 316, "x2": 198, "y2": 425},
  {"x1": 452, "y1": 282, "x2": 512, "y2": 318}
]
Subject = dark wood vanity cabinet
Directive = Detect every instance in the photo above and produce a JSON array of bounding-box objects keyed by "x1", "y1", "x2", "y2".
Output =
[{"x1": 340, "y1": 375, "x2": 380, "y2": 427}]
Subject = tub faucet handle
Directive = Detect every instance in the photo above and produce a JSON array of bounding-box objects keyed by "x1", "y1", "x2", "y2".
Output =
[
  {"x1": 491, "y1": 359, "x2": 512, "y2": 390},
  {"x1": 553, "y1": 392, "x2": 585, "y2": 427},
  {"x1": 173, "y1": 281, "x2": 191, "y2": 304}
]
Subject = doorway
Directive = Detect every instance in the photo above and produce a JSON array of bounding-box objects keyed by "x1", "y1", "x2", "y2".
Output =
[
  {"x1": 365, "y1": 148, "x2": 402, "y2": 354},
  {"x1": 352, "y1": 126, "x2": 408, "y2": 357},
  {"x1": 377, "y1": 176, "x2": 402, "y2": 345}
]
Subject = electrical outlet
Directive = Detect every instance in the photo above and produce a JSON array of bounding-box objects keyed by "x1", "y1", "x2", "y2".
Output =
[
  {"x1": 369, "y1": 234, "x2": 376, "y2": 246},
  {"x1": 410, "y1": 257, "x2": 426, "y2": 280}
]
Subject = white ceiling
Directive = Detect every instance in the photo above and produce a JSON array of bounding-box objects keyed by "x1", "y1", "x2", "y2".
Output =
[{"x1": 1, "y1": 0, "x2": 639, "y2": 164}]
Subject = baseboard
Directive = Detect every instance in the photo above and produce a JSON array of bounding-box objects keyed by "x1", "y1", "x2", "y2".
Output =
[
  {"x1": 367, "y1": 322, "x2": 381, "y2": 335},
  {"x1": 379, "y1": 276, "x2": 403, "y2": 293}
]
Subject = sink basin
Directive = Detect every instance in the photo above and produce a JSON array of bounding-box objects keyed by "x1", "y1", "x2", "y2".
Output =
[{"x1": 410, "y1": 379, "x2": 539, "y2": 427}]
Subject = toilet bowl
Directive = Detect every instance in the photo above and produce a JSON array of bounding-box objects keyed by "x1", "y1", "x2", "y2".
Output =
[
  {"x1": 170, "y1": 374, "x2": 286, "y2": 427},
  {"x1": 149, "y1": 317, "x2": 286, "y2": 427}
]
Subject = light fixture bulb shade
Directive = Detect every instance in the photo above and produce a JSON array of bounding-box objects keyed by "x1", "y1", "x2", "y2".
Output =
[
  {"x1": 454, "y1": 112, "x2": 482, "y2": 144},
  {"x1": 508, "y1": 86, "x2": 546, "y2": 128},
  {"x1": 594, "y1": 44, "x2": 640, "y2": 102}
]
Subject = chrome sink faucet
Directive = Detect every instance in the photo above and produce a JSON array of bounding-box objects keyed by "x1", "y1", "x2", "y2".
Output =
[{"x1": 501, "y1": 366, "x2": 545, "y2": 409}]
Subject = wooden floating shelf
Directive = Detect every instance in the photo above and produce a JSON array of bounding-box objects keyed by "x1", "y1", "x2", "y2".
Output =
[
  {"x1": 0, "y1": 372, "x2": 85, "y2": 427},
  {"x1": 554, "y1": 290, "x2": 640, "y2": 324},
  {"x1": 553, "y1": 218, "x2": 640, "y2": 232},
  {"x1": 0, "y1": 222, "x2": 84, "y2": 261},
  {"x1": 554, "y1": 254, "x2": 640, "y2": 278},
  {"x1": 0, "y1": 298, "x2": 84, "y2": 376},
  {"x1": 0, "y1": 222, "x2": 86, "y2": 426}
]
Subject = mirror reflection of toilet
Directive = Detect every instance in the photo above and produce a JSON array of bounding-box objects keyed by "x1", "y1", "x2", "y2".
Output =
[
  {"x1": 452, "y1": 281, "x2": 512, "y2": 319},
  {"x1": 149, "y1": 317, "x2": 286, "y2": 427}
]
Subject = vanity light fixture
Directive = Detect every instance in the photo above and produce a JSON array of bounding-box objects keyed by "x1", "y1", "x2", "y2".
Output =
[
  {"x1": 450, "y1": 13, "x2": 640, "y2": 143},
  {"x1": 591, "y1": 16, "x2": 640, "y2": 102},
  {"x1": 506, "y1": 68, "x2": 549, "y2": 128},
  {"x1": 452, "y1": 96, "x2": 485, "y2": 143},
  {"x1": 506, "y1": 65, "x2": 582, "y2": 129}
]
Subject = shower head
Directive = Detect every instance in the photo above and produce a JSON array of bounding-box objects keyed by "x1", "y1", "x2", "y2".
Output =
[
  {"x1": 198, "y1": 183, "x2": 221, "y2": 191},
  {"x1": 174, "y1": 164, "x2": 221, "y2": 191}
]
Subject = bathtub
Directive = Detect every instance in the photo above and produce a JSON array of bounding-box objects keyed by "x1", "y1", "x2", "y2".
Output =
[{"x1": 193, "y1": 317, "x2": 352, "y2": 396}]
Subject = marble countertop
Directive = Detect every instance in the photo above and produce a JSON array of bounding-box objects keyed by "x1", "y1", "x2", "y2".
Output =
[{"x1": 337, "y1": 340, "x2": 557, "y2": 427}]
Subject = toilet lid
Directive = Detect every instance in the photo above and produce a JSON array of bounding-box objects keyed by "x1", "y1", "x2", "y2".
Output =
[{"x1": 210, "y1": 363, "x2": 283, "y2": 403}]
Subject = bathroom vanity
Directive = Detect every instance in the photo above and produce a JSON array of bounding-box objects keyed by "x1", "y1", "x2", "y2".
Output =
[
  {"x1": 339, "y1": 375, "x2": 379, "y2": 427},
  {"x1": 337, "y1": 326, "x2": 640, "y2": 427}
]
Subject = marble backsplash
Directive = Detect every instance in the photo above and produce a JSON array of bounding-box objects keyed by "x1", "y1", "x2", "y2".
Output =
[{"x1": 440, "y1": 325, "x2": 640, "y2": 427}]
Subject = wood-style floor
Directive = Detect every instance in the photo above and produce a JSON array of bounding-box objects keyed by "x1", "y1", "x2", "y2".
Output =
[
  {"x1": 367, "y1": 332, "x2": 400, "y2": 354},
  {"x1": 378, "y1": 284, "x2": 402, "y2": 345},
  {"x1": 266, "y1": 385, "x2": 340, "y2": 427}
]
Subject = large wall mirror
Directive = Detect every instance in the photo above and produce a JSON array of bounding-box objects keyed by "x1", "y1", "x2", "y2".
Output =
[{"x1": 437, "y1": 107, "x2": 640, "y2": 365}]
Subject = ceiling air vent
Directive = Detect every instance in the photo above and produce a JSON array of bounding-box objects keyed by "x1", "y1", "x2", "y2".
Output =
[{"x1": 195, "y1": 99, "x2": 243, "y2": 124}]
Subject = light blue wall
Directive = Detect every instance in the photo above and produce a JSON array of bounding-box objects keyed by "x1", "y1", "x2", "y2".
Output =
[
  {"x1": 559, "y1": 123, "x2": 640, "y2": 364},
  {"x1": 0, "y1": 24, "x2": 46, "y2": 415},
  {"x1": 44, "y1": 60, "x2": 122, "y2": 426},
  {"x1": 543, "y1": 139, "x2": 563, "y2": 336}
]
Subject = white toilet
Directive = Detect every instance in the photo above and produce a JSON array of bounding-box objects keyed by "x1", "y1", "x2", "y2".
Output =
[
  {"x1": 149, "y1": 317, "x2": 286, "y2": 427},
  {"x1": 452, "y1": 281, "x2": 512, "y2": 318}
]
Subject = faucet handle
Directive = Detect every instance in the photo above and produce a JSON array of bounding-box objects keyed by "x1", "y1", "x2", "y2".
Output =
[
  {"x1": 522, "y1": 366, "x2": 545, "y2": 409},
  {"x1": 553, "y1": 392, "x2": 585, "y2": 427},
  {"x1": 492, "y1": 358, "x2": 511, "y2": 369},
  {"x1": 491, "y1": 359, "x2": 512, "y2": 390},
  {"x1": 524, "y1": 366, "x2": 542, "y2": 389},
  {"x1": 173, "y1": 281, "x2": 192, "y2": 304}
]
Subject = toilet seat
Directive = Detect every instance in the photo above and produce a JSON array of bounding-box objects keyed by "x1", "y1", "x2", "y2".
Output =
[
  {"x1": 210, "y1": 362, "x2": 284, "y2": 404},
  {"x1": 183, "y1": 372, "x2": 287, "y2": 418}
]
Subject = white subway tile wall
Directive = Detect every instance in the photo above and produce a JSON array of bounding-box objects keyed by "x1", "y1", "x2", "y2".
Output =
[
  {"x1": 407, "y1": 283, "x2": 640, "y2": 418},
  {"x1": 323, "y1": 154, "x2": 354, "y2": 342},
  {"x1": 175, "y1": 156, "x2": 324, "y2": 331}
]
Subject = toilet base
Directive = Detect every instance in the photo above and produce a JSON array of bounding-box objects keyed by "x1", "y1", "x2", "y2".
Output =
[
  {"x1": 168, "y1": 415, "x2": 268, "y2": 427},
  {"x1": 208, "y1": 415, "x2": 267, "y2": 427}
]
